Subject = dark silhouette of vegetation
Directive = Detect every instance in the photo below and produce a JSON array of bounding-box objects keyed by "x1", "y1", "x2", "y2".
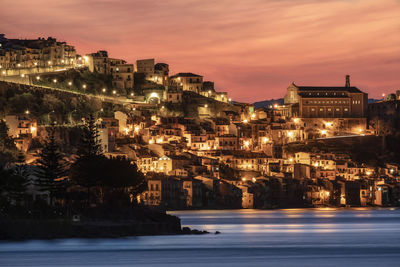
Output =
[{"x1": 34, "y1": 125, "x2": 67, "y2": 205}]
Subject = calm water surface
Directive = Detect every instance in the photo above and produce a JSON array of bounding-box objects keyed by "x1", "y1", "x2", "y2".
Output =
[{"x1": 0, "y1": 208, "x2": 399, "y2": 266}]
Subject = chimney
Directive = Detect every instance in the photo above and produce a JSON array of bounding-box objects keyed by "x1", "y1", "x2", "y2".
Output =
[{"x1": 345, "y1": 75, "x2": 350, "y2": 87}]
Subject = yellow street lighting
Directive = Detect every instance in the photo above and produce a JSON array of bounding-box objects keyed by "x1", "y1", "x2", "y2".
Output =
[
  {"x1": 263, "y1": 137, "x2": 269, "y2": 143},
  {"x1": 20, "y1": 74, "x2": 25, "y2": 78},
  {"x1": 68, "y1": 81, "x2": 72, "y2": 86},
  {"x1": 289, "y1": 158, "x2": 293, "y2": 162},
  {"x1": 53, "y1": 79, "x2": 57, "y2": 83},
  {"x1": 30, "y1": 126, "x2": 36, "y2": 132},
  {"x1": 314, "y1": 162, "x2": 319, "y2": 167},
  {"x1": 251, "y1": 113, "x2": 256, "y2": 119},
  {"x1": 25, "y1": 110, "x2": 30, "y2": 115},
  {"x1": 34, "y1": 62, "x2": 38, "y2": 66},
  {"x1": 288, "y1": 131, "x2": 294, "y2": 138},
  {"x1": 130, "y1": 92, "x2": 134, "y2": 96},
  {"x1": 36, "y1": 76, "x2": 40, "y2": 80},
  {"x1": 204, "y1": 104, "x2": 208, "y2": 108},
  {"x1": 242, "y1": 178, "x2": 247, "y2": 182},
  {"x1": 102, "y1": 88, "x2": 106, "y2": 92},
  {"x1": 293, "y1": 118, "x2": 300, "y2": 124},
  {"x1": 149, "y1": 139, "x2": 154, "y2": 144},
  {"x1": 112, "y1": 90, "x2": 117, "y2": 95},
  {"x1": 124, "y1": 128, "x2": 129, "y2": 135},
  {"x1": 252, "y1": 177, "x2": 257, "y2": 183},
  {"x1": 242, "y1": 119, "x2": 248, "y2": 123},
  {"x1": 244, "y1": 140, "x2": 250, "y2": 147},
  {"x1": 134, "y1": 126, "x2": 140, "y2": 133},
  {"x1": 228, "y1": 98, "x2": 232, "y2": 102},
  {"x1": 274, "y1": 104, "x2": 278, "y2": 108},
  {"x1": 48, "y1": 61, "x2": 52, "y2": 65},
  {"x1": 82, "y1": 84, "x2": 86, "y2": 89},
  {"x1": 17, "y1": 63, "x2": 21, "y2": 67},
  {"x1": 321, "y1": 130, "x2": 327, "y2": 135},
  {"x1": 2, "y1": 71, "x2": 6, "y2": 75}
]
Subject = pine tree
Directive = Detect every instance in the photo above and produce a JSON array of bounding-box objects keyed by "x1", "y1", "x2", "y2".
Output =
[
  {"x1": 78, "y1": 114, "x2": 103, "y2": 157},
  {"x1": 35, "y1": 125, "x2": 66, "y2": 206},
  {"x1": 70, "y1": 114, "x2": 104, "y2": 206}
]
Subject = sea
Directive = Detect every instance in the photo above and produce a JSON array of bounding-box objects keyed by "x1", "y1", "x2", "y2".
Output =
[{"x1": 0, "y1": 208, "x2": 399, "y2": 266}]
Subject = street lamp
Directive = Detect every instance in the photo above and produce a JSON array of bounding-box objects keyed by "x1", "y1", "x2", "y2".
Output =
[
  {"x1": 82, "y1": 84, "x2": 86, "y2": 89},
  {"x1": 53, "y1": 79, "x2": 57, "y2": 83},
  {"x1": 68, "y1": 81, "x2": 72, "y2": 86},
  {"x1": 102, "y1": 88, "x2": 106, "y2": 93},
  {"x1": 112, "y1": 90, "x2": 116, "y2": 95}
]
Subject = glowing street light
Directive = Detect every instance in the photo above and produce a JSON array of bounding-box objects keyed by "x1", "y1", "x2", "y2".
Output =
[
  {"x1": 36, "y1": 76, "x2": 40, "y2": 80},
  {"x1": 112, "y1": 90, "x2": 117, "y2": 95},
  {"x1": 244, "y1": 140, "x2": 250, "y2": 147},
  {"x1": 68, "y1": 81, "x2": 72, "y2": 86},
  {"x1": 287, "y1": 131, "x2": 294, "y2": 138},
  {"x1": 293, "y1": 118, "x2": 300, "y2": 124},
  {"x1": 82, "y1": 84, "x2": 87, "y2": 89},
  {"x1": 204, "y1": 104, "x2": 208, "y2": 108},
  {"x1": 53, "y1": 79, "x2": 57, "y2": 83},
  {"x1": 149, "y1": 139, "x2": 154, "y2": 144},
  {"x1": 25, "y1": 110, "x2": 30, "y2": 115},
  {"x1": 130, "y1": 92, "x2": 134, "y2": 96},
  {"x1": 17, "y1": 63, "x2": 21, "y2": 67},
  {"x1": 102, "y1": 88, "x2": 106, "y2": 93},
  {"x1": 252, "y1": 177, "x2": 257, "y2": 183},
  {"x1": 30, "y1": 126, "x2": 36, "y2": 133},
  {"x1": 20, "y1": 74, "x2": 25, "y2": 78},
  {"x1": 242, "y1": 178, "x2": 247, "y2": 182},
  {"x1": 263, "y1": 137, "x2": 269, "y2": 143},
  {"x1": 321, "y1": 130, "x2": 327, "y2": 135},
  {"x1": 242, "y1": 119, "x2": 248, "y2": 123}
]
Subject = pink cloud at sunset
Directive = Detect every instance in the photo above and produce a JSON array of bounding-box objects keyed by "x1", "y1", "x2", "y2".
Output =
[{"x1": 1, "y1": 0, "x2": 399, "y2": 102}]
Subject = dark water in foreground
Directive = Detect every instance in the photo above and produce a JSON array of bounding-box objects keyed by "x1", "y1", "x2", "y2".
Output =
[{"x1": 1, "y1": 208, "x2": 400, "y2": 266}]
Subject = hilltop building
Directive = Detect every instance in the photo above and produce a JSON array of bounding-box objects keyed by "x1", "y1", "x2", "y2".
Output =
[
  {"x1": 86, "y1": 50, "x2": 134, "y2": 92},
  {"x1": 0, "y1": 34, "x2": 76, "y2": 76},
  {"x1": 284, "y1": 76, "x2": 368, "y2": 118}
]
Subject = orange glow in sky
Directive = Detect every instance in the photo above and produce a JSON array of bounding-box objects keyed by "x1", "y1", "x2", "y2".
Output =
[{"x1": 1, "y1": 0, "x2": 399, "y2": 102}]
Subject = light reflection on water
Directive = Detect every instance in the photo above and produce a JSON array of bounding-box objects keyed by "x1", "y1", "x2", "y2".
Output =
[{"x1": 0, "y1": 208, "x2": 400, "y2": 266}]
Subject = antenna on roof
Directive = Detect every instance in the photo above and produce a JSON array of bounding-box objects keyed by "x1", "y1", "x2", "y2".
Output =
[{"x1": 345, "y1": 75, "x2": 350, "y2": 87}]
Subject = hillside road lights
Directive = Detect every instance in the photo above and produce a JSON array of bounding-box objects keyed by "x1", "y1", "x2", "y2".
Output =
[
  {"x1": 20, "y1": 74, "x2": 25, "y2": 78},
  {"x1": 82, "y1": 84, "x2": 87, "y2": 89},
  {"x1": 112, "y1": 90, "x2": 117, "y2": 95},
  {"x1": 36, "y1": 76, "x2": 40, "y2": 81},
  {"x1": 102, "y1": 88, "x2": 107, "y2": 93},
  {"x1": 244, "y1": 140, "x2": 250, "y2": 147},
  {"x1": 48, "y1": 61, "x2": 52, "y2": 65},
  {"x1": 287, "y1": 131, "x2": 294, "y2": 138},
  {"x1": 68, "y1": 81, "x2": 72, "y2": 86},
  {"x1": 53, "y1": 79, "x2": 57, "y2": 83}
]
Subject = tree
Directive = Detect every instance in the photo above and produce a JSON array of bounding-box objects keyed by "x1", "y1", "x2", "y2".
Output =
[
  {"x1": 69, "y1": 156, "x2": 146, "y2": 207},
  {"x1": 0, "y1": 120, "x2": 18, "y2": 162},
  {"x1": 77, "y1": 114, "x2": 103, "y2": 157},
  {"x1": 69, "y1": 114, "x2": 104, "y2": 206},
  {"x1": 35, "y1": 125, "x2": 66, "y2": 206}
]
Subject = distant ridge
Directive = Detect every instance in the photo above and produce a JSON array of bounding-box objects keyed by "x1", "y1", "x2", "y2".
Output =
[{"x1": 253, "y1": 98, "x2": 284, "y2": 109}]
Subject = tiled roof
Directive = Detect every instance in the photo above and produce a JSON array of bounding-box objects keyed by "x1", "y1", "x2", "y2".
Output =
[{"x1": 297, "y1": 86, "x2": 362, "y2": 93}]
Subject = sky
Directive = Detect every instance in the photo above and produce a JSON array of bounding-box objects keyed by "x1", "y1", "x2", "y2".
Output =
[{"x1": 1, "y1": 0, "x2": 399, "y2": 102}]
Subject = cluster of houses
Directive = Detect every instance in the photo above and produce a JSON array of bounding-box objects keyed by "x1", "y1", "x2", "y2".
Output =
[{"x1": 2, "y1": 35, "x2": 400, "y2": 209}]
